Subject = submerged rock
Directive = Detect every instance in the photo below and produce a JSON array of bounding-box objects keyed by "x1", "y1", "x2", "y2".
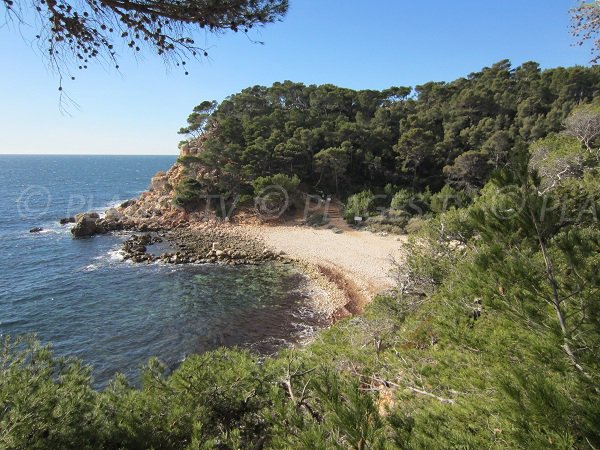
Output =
[
  {"x1": 59, "y1": 217, "x2": 75, "y2": 225},
  {"x1": 29, "y1": 227, "x2": 43, "y2": 233}
]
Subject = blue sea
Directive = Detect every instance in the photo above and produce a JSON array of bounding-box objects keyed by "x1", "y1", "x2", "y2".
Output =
[{"x1": 0, "y1": 155, "x2": 319, "y2": 387}]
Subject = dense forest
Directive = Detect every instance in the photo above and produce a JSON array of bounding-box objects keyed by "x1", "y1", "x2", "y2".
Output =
[
  {"x1": 175, "y1": 61, "x2": 599, "y2": 203},
  {"x1": 2, "y1": 62, "x2": 600, "y2": 448}
]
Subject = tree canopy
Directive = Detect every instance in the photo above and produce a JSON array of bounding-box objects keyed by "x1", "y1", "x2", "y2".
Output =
[
  {"x1": 572, "y1": 0, "x2": 600, "y2": 63},
  {"x1": 176, "y1": 61, "x2": 600, "y2": 200},
  {"x1": 2, "y1": 0, "x2": 288, "y2": 85}
]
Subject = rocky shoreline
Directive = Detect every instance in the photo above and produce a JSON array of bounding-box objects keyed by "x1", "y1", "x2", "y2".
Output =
[
  {"x1": 56, "y1": 159, "x2": 368, "y2": 322},
  {"x1": 119, "y1": 227, "x2": 286, "y2": 266},
  {"x1": 63, "y1": 207, "x2": 286, "y2": 265},
  {"x1": 61, "y1": 205, "x2": 359, "y2": 322}
]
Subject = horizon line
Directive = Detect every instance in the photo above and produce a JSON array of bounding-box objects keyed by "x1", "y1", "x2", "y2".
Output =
[{"x1": 0, "y1": 153, "x2": 179, "y2": 156}]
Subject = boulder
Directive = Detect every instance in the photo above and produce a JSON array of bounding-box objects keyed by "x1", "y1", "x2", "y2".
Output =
[
  {"x1": 71, "y1": 216, "x2": 98, "y2": 237},
  {"x1": 59, "y1": 217, "x2": 75, "y2": 225},
  {"x1": 75, "y1": 212, "x2": 100, "y2": 222},
  {"x1": 94, "y1": 220, "x2": 109, "y2": 234},
  {"x1": 105, "y1": 208, "x2": 123, "y2": 221}
]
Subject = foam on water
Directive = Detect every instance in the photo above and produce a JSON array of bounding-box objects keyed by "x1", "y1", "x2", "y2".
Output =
[{"x1": 0, "y1": 155, "x2": 323, "y2": 388}]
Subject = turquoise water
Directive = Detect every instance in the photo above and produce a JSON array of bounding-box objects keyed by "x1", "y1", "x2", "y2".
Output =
[{"x1": 0, "y1": 156, "x2": 319, "y2": 387}]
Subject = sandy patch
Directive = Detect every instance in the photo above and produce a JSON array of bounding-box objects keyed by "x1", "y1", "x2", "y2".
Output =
[{"x1": 249, "y1": 225, "x2": 407, "y2": 316}]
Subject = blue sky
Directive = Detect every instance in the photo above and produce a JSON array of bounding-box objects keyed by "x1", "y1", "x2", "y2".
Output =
[{"x1": 0, "y1": 0, "x2": 593, "y2": 155}]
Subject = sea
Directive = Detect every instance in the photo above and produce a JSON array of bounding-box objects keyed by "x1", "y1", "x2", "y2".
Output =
[{"x1": 0, "y1": 155, "x2": 320, "y2": 388}]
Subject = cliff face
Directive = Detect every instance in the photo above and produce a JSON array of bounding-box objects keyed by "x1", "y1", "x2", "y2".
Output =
[
  {"x1": 178, "y1": 134, "x2": 209, "y2": 157},
  {"x1": 117, "y1": 162, "x2": 189, "y2": 229},
  {"x1": 116, "y1": 139, "x2": 220, "y2": 229}
]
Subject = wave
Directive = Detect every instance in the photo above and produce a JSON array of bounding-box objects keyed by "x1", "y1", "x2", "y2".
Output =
[
  {"x1": 82, "y1": 264, "x2": 99, "y2": 272},
  {"x1": 107, "y1": 249, "x2": 126, "y2": 261}
]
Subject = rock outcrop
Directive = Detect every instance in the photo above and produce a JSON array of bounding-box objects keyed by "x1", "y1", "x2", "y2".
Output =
[
  {"x1": 118, "y1": 228, "x2": 286, "y2": 266},
  {"x1": 71, "y1": 213, "x2": 100, "y2": 237}
]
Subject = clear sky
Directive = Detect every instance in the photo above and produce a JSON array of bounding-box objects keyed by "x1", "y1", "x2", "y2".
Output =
[{"x1": 0, "y1": 0, "x2": 594, "y2": 155}]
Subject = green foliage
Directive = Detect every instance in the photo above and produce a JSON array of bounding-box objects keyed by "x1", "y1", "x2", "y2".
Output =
[
  {"x1": 177, "y1": 63, "x2": 600, "y2": 200},
  {"x1": 529, "y1": 134, "x2": 591, "y2": 192},
  {"x1": 365, "y1": 209, "x2": 411, "y2": 234},
  {"x1": 172, "y1": 177, "x2": 205, "y2": 209},
  {"x1": 443, "y1": 150, "x2": 492, "y2": 190},
  {"x1": 252, "y1": 173, "x2": 301, "y2": 213},
  {"x1": 390, "y1": 188, "x2": 430, "y2": 216},
  {"x1": 178, "y1": 100, "x2": 218, "y2": 138},
  {"x1": 343, "y1": 190, "x2": 381, "y2": 223},
  {"x1": 563, "y1": 104, "x2": 600, "y2": 153},
  {"x1": 405, "y1": 216, "x2": 426, "y2": 234},
  {"x1": 252, "y1": 173, "x2": 301, "y2": 196},
  {"x1": 429, "y1": 184, "x2": 472, "y2": 213},
  {"x1": 306, "y1": 212, "x2": 330, "y2": 227},
  {"x1": 3, "y1": 65, "x2": 600, "y2": 449},
  {"x1": 0, "y1": 336, "x2": 106, "y2": 449},
  {"x1": 176, "y1": 155, "x2": 204, "y2": 166},
  {"x1": 314, "y1": 143, "x2": 350, "y2": 195},
  {"x1": 389, "y1": 189, "x2": 413, "y2": 211}
]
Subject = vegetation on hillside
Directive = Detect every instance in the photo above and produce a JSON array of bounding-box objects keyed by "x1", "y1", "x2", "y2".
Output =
[
  {"x1": 176, "y1": 61, "x2": 600, "y2": 221},
  {"x1": 2, "y1": 64, "x2": 600, "y2": 448}
]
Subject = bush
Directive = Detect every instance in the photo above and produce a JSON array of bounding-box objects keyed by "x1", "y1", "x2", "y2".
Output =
[
  {"x1": 390, "y1": 188, "x2": 431, "y2": 216},
  {"x1": 252, "y1": 173, "x2": 301, "y2": 214},
  {"x1": 252, "y1": 173, "x2": 301, "y2": 195},
  {"x1": 176, "y1": 155, "x2": 203, "y2": 166},
  {"x1": 236, "y1": 194, "x2": 255, "y2": 207},
  {"x1": 390, "y1": 189, "x2": 413, "y2": 211},
  {"x1": 172, "y1": 178, "x2": 206, "y2": 209},
  {"x1": 343, "y1": 190, "x2": 383, "y2": 223},
  {"x1": 365, "y1": 209, "x2": 411, "y2": 234},
  {"x1": 405, "y1": 216, "x2": 426, "y2": 234},
  {"x1": 429, "y1": 184, "x2": 471, "y2": 213}
]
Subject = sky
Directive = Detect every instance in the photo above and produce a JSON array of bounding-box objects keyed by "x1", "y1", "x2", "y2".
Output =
[{"x1": 0, "y1": 0, "x2": 594, "y2": 155}]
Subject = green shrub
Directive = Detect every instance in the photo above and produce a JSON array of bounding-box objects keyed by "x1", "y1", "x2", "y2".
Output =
[
  {"x1": 0, "y1": 336, "x2": 106, "y2": 449},
  {"x1": 405, "y1": 216, "x2": 426, "y2": 234},
  {"x1": 429, "y1": 184, "x2": 471, "y2": 213},
  {"x1": 252, "y1": 173, "x2": 300, "y2": 196},
  {"x1": 344, "y1": 190, "x2": 383, "y2": 223},
  {"x1": 172, "y1": 177, "x2": 206, "y2": 209},
  {"x1": 390, "y1": 188, "x2": 413, "y2": 211},
  {"x1": 236, "y1": 194, "x2": 255, "y2": 207},
  {"x1": 252, "y1": 173, "x2": 301, "y2": 214},
  {"x1": 176, "y1": 155, "x2": 203, "y2": 166},
  {"x1": 390, "y1": 188, "x2": 431, "y2": 216},
  {"x1": 365, "y1": 209, "x2": 411, "y2": 234}
]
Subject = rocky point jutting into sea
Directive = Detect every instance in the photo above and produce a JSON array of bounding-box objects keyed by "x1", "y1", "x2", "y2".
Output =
[
  {"x1": 63, "y1": 146, "x2": 382, "y2": 323},
  {"x1": 67, "y1": 150, "x2": 272, "y2": 263}
]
